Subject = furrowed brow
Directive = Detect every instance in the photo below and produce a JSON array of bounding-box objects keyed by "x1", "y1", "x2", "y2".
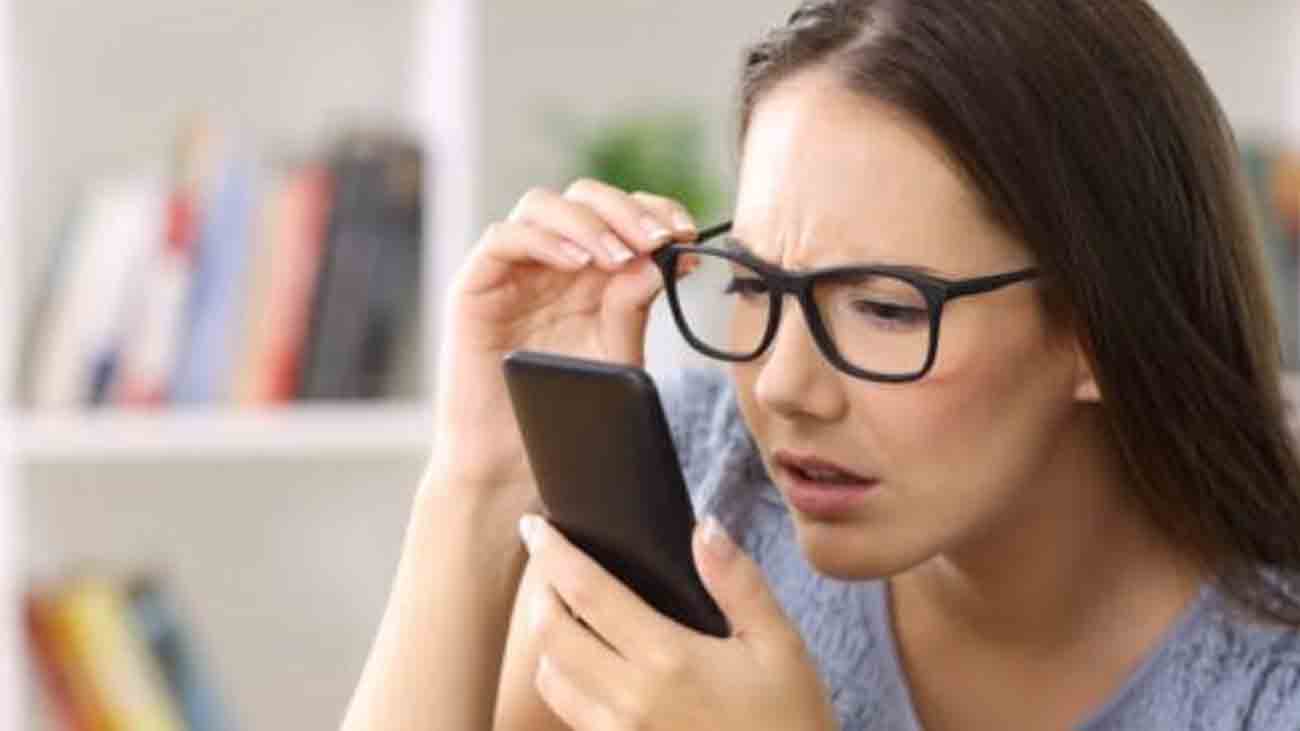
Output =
[{"x1": 719, "y1": 234, "x2": 948, "y2": 278}]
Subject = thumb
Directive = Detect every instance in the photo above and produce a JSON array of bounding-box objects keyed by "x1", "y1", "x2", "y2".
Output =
[
  {"x1": 600, "y1": 256, "x2": 669, "y2": 363},
  {"x1": 692, "y1": 515, "x2": 793, "y2": 645}
]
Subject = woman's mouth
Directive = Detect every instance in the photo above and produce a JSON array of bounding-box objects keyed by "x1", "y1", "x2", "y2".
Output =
[{"x1": 772, "y1": 451, "x2": 879, "y2": 520}]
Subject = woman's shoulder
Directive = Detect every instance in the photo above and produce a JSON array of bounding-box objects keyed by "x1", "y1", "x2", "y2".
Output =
[
  {"x1": 1175, "y1": 594, "x2": 1300, "y2": 729},
  {"x1": 1089, "y1": 585, "x2": 1300, "y2": 730}
]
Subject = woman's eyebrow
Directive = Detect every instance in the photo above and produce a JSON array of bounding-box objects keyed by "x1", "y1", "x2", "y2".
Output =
[{"x1": 719, "y1": 233, "x2": 949, "y2": 278}]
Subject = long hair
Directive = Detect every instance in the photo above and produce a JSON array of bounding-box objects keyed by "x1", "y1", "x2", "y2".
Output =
[{"x1": 738, "y1": 0, "x2": 1300, "y2": 624}]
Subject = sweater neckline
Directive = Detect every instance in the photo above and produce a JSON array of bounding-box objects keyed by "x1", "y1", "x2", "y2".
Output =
[{"x1": 870, "y1": 577, "x2": 1213, "y2": 730}]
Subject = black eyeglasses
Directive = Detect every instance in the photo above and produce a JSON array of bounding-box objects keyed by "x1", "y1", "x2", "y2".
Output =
[{"x1": 650, "y1": 221, "x2": 1041, "y2": 383}]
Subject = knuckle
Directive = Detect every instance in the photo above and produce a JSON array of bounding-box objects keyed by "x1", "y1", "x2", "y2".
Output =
[
  {"x1": 511, "y1": 186, "x2": 553, "y2": 218},
  {"x1": 522, "y1": 185, "x2": 553, "y2": 204},
  {"x1": 564, "y1": 177, "x2": 603, "y2": 198},
  {"x1": 514, "y1": 186, "x2": 551, "y2": 212}
]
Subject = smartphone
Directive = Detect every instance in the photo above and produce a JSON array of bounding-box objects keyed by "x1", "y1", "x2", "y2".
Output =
[{"x1": 502, "y1": 350, "x2": 730, "y2": 638}]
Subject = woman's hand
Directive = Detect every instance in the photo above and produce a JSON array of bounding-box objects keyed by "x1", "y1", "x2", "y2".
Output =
[
  {"x1": 516, "y1": 515, "x2": 840, "y2": 731},
  {"x1": 430, "y1": 180, "x2": 698, "y2": 499}
]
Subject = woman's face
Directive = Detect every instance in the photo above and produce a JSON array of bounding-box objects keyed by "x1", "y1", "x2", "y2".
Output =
[{"x1": 730, "y1": 69, "x2": 1094, "y2": 580}]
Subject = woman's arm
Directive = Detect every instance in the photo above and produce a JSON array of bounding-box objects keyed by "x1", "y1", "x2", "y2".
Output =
[
  {"x1": 340, "y1": 470, "x2": 530, "y2": 731},
  {"x1": 341, "y1": 180, "x2": 702, "y2": 729}
]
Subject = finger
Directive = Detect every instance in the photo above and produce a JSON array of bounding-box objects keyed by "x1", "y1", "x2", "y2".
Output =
[
  {"x1": 630, "y1": 191, "x2": 699, "y2": 241},
  {"x1": 508, "y1": 185, "x2": 634, "y2": 270},
  {"x1": 534, "y1": 655, "x2": 628, "y2": 731},
  {"x1": 692, "y1": 516, "x2": 798, "y2": 652},
  {"x1": 519, "y1": 514, "x2": 682, "y2": 661},
  {"x1": 529, "y1": 584, "x2": 640, "y2": 715},
  {"x1": 599, "y1": 257, "x2": 667, "y2": 364},
  {"x1": 563, "y1": 178, "x2": 677, "y2": 256},
  {"x1": 457, "y1": 220, "x2": 591, "y2": 297}
]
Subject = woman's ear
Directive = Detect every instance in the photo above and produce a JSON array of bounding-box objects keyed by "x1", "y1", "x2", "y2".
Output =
[{"x1": 1072, "y1": 340, "x2": 1102, "y2": 403}]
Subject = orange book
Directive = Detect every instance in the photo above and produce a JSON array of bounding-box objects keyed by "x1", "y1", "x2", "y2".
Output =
[
  {"x1": 26, "y1": 589, "x2": 108, "y2": 731},
  {"x1": 231, "y1": 168, "x2": 289, "y2": 402}
]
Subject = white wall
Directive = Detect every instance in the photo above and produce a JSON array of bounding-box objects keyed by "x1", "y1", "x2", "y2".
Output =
[{"x1": 1148, "y1": 0, "x2": 1298, "y2": 143}]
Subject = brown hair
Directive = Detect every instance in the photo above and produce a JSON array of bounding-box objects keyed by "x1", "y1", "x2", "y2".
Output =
[{"x1": 738, "y1": 0, "x2": 1300, "y2": 624}]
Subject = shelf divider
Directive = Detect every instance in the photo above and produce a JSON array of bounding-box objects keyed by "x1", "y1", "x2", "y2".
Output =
[{"x1": 17, "y1": 401, "x2": 434, "y2": 463}]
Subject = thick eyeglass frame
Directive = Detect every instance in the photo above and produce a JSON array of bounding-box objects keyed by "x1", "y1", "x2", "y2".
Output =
[{"x1": 650, "y1": 221, "x2": 1042, "y2": 383}]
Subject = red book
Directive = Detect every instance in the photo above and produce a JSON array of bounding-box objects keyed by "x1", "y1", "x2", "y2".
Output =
[{"x1": 239, "y1": 164, "x2": 334, "y2": 403}]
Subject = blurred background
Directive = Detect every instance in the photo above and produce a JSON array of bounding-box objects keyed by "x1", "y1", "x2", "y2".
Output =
[{"x1": 0, "y1": 1, "x2": 1297, "y2": 729}]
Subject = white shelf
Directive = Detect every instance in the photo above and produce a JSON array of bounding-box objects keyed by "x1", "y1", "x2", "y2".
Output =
[{"x1": 16, "y1": 402, "x2": 433, "y2": 463}]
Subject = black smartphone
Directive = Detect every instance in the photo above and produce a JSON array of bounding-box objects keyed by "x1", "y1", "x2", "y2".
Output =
[{"x1": 502, "y1": 350, "x2": 729, "y2": 638}]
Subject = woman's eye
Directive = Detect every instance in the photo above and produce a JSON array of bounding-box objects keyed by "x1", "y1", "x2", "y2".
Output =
[
  {"x1": 852, "y1": 300, "x2": 927, "y2": 327},
  {"x1": 724, "y1": 277, "x2": 768, "y2": 298}
]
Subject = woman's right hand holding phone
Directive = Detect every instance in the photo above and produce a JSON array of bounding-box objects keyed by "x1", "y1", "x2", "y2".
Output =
[{"x1": 428, "y1": 179, "x2": 699, "y2": 507}]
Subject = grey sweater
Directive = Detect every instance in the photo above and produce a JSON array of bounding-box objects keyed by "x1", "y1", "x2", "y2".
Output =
[{"x1": 660, "y1": 367, "x2": 1300, "y2": 730}]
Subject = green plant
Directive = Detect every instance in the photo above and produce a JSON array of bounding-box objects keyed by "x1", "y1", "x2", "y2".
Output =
[{"x1": 567, "y1": 110, "x2": 727, "y2": 222}]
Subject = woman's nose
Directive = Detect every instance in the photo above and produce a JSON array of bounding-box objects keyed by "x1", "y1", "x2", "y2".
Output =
[{"x1": 752, "y1": 306, "x2": 847, "y2": 422}]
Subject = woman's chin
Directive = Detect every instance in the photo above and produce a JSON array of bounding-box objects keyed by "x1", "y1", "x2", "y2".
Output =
[{"x1": 791, "y1": 516, "x2": 920, "y2": 581}]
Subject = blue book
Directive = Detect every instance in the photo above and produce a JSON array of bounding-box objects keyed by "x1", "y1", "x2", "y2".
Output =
[
  {"x1": 129, "y1": 576, "x2": 237, "y2": 731},
  {"x1": 171, "y1": 150, "x2": 259, "y2": 404}
]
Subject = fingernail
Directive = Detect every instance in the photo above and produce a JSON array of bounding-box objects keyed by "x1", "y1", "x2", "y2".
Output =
[
  {"x1": 672, "y1": 212, "x2": 697, "y2": 234},
  {"x1": 600, "y1": 233, "x2": 634, "y2": 264},
  {"x1": 701, "y1": 515, "x2": 737, "y2": 562},
  {"x1": 641, "y1": 217, "x2": 673, "y2": 244},
  {"x1": 560, "y1": 242, "x2": 592, "y2": 266},
  {"x1": 518, "y1": 515, "x2": 540, "y2": 552}
]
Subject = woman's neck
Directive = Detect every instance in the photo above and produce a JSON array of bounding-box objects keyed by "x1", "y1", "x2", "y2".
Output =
[{"x1": 892, "y1": 408, "x2": 1205, "y2": 653}]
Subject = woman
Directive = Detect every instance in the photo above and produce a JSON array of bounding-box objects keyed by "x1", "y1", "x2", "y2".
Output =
[{"x1": 343, "y1": 1, "x2": 1300, "y2": 728}]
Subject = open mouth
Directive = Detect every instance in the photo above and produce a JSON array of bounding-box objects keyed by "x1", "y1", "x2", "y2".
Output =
[
  {"x1": 772, "y1": 450, "x2": 878, "y2": 519},
  {"x1": 774, "y1": 451, "x2": 874, "y2": 486}
]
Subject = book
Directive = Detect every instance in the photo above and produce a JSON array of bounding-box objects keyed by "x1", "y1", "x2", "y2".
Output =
[
  {"x1": 111, "y1": 125, "x2": 214, "y2": 408},
  {"x1": 44, "y1": 577, "x2": 186, "y2": 730},
  {"x1": 229, "y1": 166, "x2": 289, "y2": 403},
  {"x1": 170, "y1": 141, "x2": 262, "y2": 405},
  {"x1": 298, "y1": 133, "x2": 422, "y2": 400},
  {"x1": 29, "y1": 171, "x2": 169, "y2": 410},
  {"x1": 128, "y1": 576, "x2": 236, "y2": 731},
  {"x1": 26, "y1": 589, "x2": 107, "y2": 731},
  {"x1": 24, "y1": 122, "x2": 425, "y2": 410},
  {"x1": 234, "y1": 162, "x2": 334, "y2": 404}
]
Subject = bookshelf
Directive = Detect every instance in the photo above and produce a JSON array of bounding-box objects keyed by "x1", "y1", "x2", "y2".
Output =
[{"x1": 1, "y1": 0, "x2": 478, "y2": 727}]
